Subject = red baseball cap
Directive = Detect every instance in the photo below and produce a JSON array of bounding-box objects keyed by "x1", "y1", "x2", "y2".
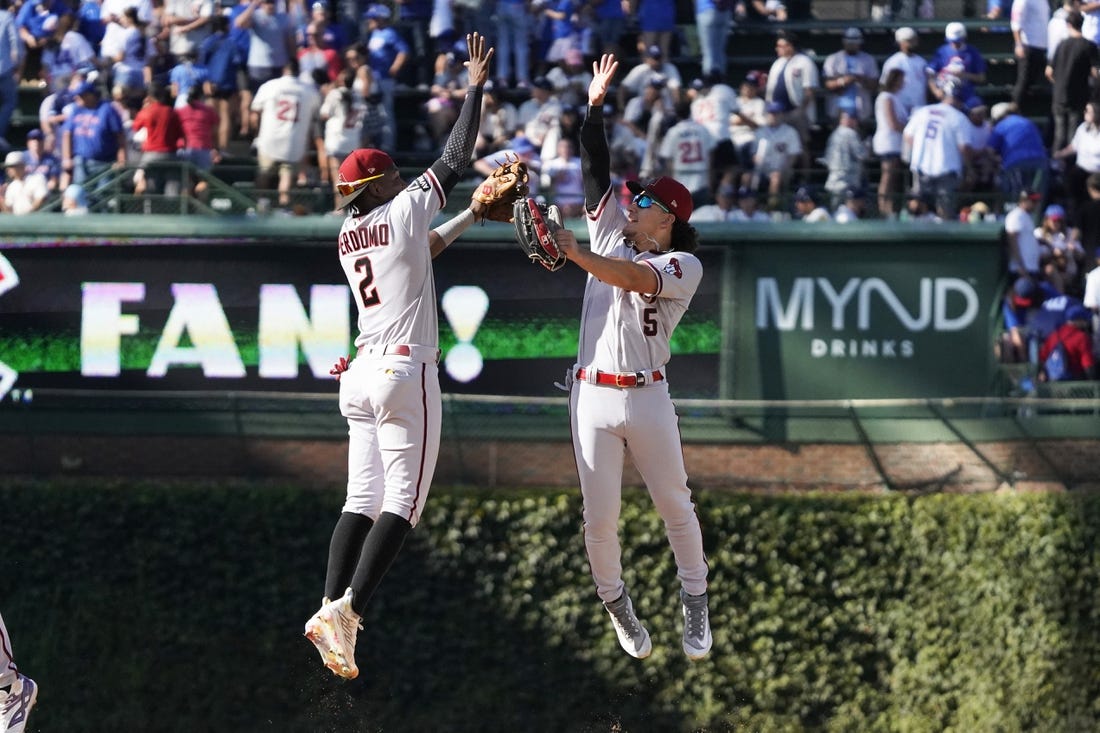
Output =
[
  {"x1": 336, "y1": 148, "x2": 395, "y2": 208},
  {"x1": 626, "y1": 176, "x2": 693, "y2": 222}
]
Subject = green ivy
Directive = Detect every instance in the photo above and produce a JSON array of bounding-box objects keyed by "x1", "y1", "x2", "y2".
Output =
[{"x1": 3, "y1": 482, "x2": 1098, "y2": 732}]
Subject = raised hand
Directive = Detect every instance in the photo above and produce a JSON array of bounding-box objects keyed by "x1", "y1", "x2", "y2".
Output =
[
  {"x1": 464, "y1": 32, "x2": 494, "y2": 89},
  {"x1": 588, "y1": 54, "x2": 619, "y2": 107}
]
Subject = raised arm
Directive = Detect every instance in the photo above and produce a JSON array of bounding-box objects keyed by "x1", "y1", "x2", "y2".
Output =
[
  {"x1": 429, "y1": 32, "x2": 493, "y2": 196},
  {"x1": 580, "y1": 53, "x2": 619, "y2": 211}
]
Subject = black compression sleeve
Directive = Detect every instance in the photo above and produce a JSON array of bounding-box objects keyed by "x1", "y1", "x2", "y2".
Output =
[
  {"x1": 581, "y1": 104, "x2": 612, "y2": 210},
  {"x1": 431, "y1": 85, "x2": 484, "y2": 195}
]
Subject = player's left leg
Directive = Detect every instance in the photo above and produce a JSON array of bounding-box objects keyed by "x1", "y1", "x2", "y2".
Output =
[
  {"x1": 0, "y1": 612, "x2": 37, "y2": 733},
  {"x1": 626, "y1": 385, "x2": 712, "y2": 659}
]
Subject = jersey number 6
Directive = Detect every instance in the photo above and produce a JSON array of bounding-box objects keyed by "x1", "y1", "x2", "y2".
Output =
[{"x1": 355, "y1": 256, "x2": 382, "y2": 308}]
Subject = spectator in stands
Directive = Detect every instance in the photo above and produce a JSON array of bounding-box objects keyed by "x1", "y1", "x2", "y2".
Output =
[
  {"x1": 765, "y1": 30, "x2": 818, "y2": 174},
  {"x1": 200, "y1": 14, "x2": 244, "y2": 155},
  {"x1": 1038, "y1": 304, "x2": 1096, "y2": 380},
  {"x1": 61, "y1": 182, "x2": 89, "y2": 213},
  {"x1": 618, "y1": 44, "x2": 682, "y2": 108},
  {"x1": 169, "y1": 50, "x2": 209, "y2": 108},
  {"x1": 964, "y1": 99, "x2": 997, "y2": 196},
  {"x1": 164, "y1": 0, "x2": 214, "y2": 62},
  {"x1": 546, "y1": 47, "x2": 592, "y2": 108},
  {"x1": 833, "y1": 185, "x2": 867, "y2": 223},
  {"x1": 538, "y1": 0, "x2": 581, "y2": 71},
  {"x1": 476, "y1": 80, "x2": 519, "y2": 157},
  {"x1": 16, "y1": 0, "x2": 71, "y2": 85},
  {"x1": 23, "y1": 129, "x2": 60, "y2": 191},
  {"x1": 903, "y1": 77, "x2": 972, "y2": 221},
  {"x1": 40, "y1": 70, "x2": 86, "y2": 153},
  {"x1": 999, "y1": 276, "x2": 1054, "y2": 363},
  {"x1": 929, "y1": 22, "x2": 986, "y2": 108},
  {"x1": 1012, "y1": 0, "x2": 1050, "y2": 108},
  {"x1": 518, "y1": 76, "x2": 563, "y2": 151},
  {"x1": 988, "y1": 0, "x2": 1008, "y2": 19},
  {"x1": 177, "y1": 84, "x2": 219, "y2": 173},
  {"x1": 236, "y1": 0, "x2": 297, "y2": 106},
  {"x1": 745, "y1": 0, "x2": 787, "y2": 23},
  {"x1": 880, "y1": 26, "x2": 929, "y2": 116},
  {"x1": 0, "y1": 0, "x2": 20, "y2": 146},
  {"x1": 51, "y1": 21, "x2": 97, "y2": 91},
  {"x1": 752, "y1": 100, "x2": 800, "y2": 206},
  {"x1": 987, "y1": 102, "x2": 1049, "y2": 202},
  {"x1": 320, "y1": 66, "x2": 366, "y2": 200},
  {"x1": 297, "y1": 21, "x2": 340, "y2": 83},
  {"x1": 634, "y1": 0, "x2": 676, "y2": 62},
  {"x1": 901, "y1": 191, "x2": 941, "y2": 222},
  {"x1": 822, "y1": 27, "x2": 879, "y2": 128},
  {"x1": 694, "y1": 0, "x2": 733, "y2": 82},
  {"x1": 1047, "y1": 0, "x2": 1078, "y2": 61},
  {"x1": 1045, "y1": 10, "x2": 1096, "y2": 156},
  {"x1": 362, "y1": 3, "x2": 408, "y2": 150},
  {"x1": 604, "y1": 101, "x2": 645, "y2": 177},
  {"x1": 60, "y1": 81, "x2": 127, "y2": 195},
  {"x1": 732, "y1": 186, "x2": 770, "y2": 222},
  {"x1": 625, "y1": 76, "x2": 674, "y2": 179},
  {"x1": 590, "y1": 0, "x2": 626, "y2": 57},
  {"x1": 1005, "y1": 188, "x2": 1044, "y2": 280},
  {"x1": 690, "y1": 70, "x2": 737, "y2": 194},
  {"x1": 657, "y1": 101, "x2": 715, "y2": 206},
  {"x1": 394, "y1": 0, "x2": 432, "y2": 89},
  {"x1": 1074, "y1": 172, "x2": 1100, "y2": 256},
  {"x1": 251, "y1": 58, "x2": 321, "y2": 208},
  {"x1": 144, "y1": 36, "x2": 176, "y2": 95},
  {"x1": 730, "y1": 70, "x2": 766, "y2": 189},
  {"x1": 426, "y1": 40, "x2": 467, "y2": 149},
  {"x1": 874, "y1": 67, "x2": 907, "y2": 218},
  {"x1": 691, "y1": 180, "x2": 738, "y2": 222},
  {"x1": 132, "y1": 83, "x2": 185, "y2": 196},
  {"x1": 305, "y1": 1, "x2": 347, "y2": 55},
  {"x1": 1082, "y1": 0, "x2": 1100, "y2": 46},
  {"x1": 540, "y1": 136, "x2": 583, "y2": 217},
  {"x1": 1053, "y1": 101, "x2": 1100, "y2": 222},
  {"x1": 473, "y1": 135, "x2": 541, "y2": 196},
  {"x1": 106, "y1": 6, "x2": 149, "y2": 100},
  {"x1": 822, "y1": 109, "x2": 866, "y2": 210},
  {"x1": 1, "y1": 151, "x2": 49, "y2": 214},
  {"x1": 1083, "y1": 247, "x2": 1100, "y2": 348},
  {"x1": 341, "y1": 42, "x2": 388, "y2": 147},
  {"x1": 495, "y1": 0, "x2": 533, "y2": 89},
  {"x1": 1036, "y1": 203, "x2": 1086, "y2": 294},
  {"x1": 792, "y1": 184, "x2": 831, "y2": 222}
]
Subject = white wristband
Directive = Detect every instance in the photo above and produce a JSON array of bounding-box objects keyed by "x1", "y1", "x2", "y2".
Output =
[{"x1": 432, "y1": 208, "x2": 476, "y2": 246}]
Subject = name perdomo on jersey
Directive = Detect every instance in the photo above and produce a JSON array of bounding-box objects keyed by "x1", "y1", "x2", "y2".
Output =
[{"x1": 339, "y1": 223, "x2": 391, "y2": 255}]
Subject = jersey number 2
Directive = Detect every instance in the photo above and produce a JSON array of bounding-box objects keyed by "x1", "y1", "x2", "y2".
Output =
[{"x1": 355, "y1": 256, "x2": 381, "y2": 308}]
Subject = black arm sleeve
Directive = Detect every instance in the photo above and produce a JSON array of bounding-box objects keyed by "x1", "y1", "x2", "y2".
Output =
[
  {"x1": 581, "y1": 104, "x2": 612, "y2": 212},
  {"x1": 430, "y1": 85, "x2": 484, "y2": 196}
]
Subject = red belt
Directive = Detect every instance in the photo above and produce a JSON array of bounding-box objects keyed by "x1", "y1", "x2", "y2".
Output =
[{"x1": 576, "y1": 367, "x2": 663, "y2": 388}]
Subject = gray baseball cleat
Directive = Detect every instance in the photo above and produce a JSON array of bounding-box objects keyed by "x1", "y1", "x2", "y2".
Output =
[
  {"x1": 604, "y1": 591, "x2": 652, "y2": 659},
  {"x1": 1, "y1": 673, "x2": 38, "y2": 733},
  {"x1": 681, "y1": 589, "x2": 713, "y2": 660}
]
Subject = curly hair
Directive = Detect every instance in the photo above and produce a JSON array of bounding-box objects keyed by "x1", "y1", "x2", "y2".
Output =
[{"x1": 670, "y1": 219, "x2": 700, "y2": 253}]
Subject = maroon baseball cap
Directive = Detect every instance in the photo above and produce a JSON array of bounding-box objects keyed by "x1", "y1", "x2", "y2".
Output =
[
  {"x1": 336, "y1": 148, "x2": 395, "y2": 208},
  {"x1": 626, "y1": 176, "x2": 693, "y2": 222}
]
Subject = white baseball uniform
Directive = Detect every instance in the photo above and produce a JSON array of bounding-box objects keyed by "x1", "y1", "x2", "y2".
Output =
[
  {"x1": 251, "y1": 74, "x2": 321, "y2": 164},
  {"x1": 658, "y1": 119, "x2": 716, "y2": 195},
  {"x1": 571, "y1": 188, "x2": 709, "y2": 604},
  {"x1": 335, "y1": 172, "x2": 446, "y2": 527},
  {"x1": 903, "y1": 102, "x2": 971, "y2": 177},
  {"x1": 0, "y1": 611, "x2": 18, "y2": 689}
]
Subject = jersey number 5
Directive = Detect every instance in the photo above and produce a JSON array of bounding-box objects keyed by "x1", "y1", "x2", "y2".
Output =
[
  {"x1": 643, "y1": 307, "x2": 658, "y2": 336},
  {"x1": 355, "y1": 256, "x2": 381, "y2": 308}
]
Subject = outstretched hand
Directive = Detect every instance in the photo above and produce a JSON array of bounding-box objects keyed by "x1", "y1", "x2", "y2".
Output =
[
  {"x1": 588, "y1": 54, "x2": 619, "y2": 107},
  {"x1": 464, "y1": 32, "x2": 494, "y2": 88}
]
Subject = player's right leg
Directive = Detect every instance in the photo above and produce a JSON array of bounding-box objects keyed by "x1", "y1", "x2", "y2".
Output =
[{"x1": 0, "y1": 612, "x2": 37, "y2": 733}]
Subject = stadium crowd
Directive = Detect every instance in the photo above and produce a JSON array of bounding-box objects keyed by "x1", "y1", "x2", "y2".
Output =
[{"x1": 0, "y1": 0, "x2": 1097, "y2": 379}]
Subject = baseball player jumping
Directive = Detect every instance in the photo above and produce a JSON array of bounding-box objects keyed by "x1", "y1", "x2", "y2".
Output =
[
  {"x1": 304, "y1": 32, "x2": 494, "y2": 680},
  {"x1": 1, "y1": 611, "x2": 37, "y2": 733},
  {"x1": 551, "y1": 54, "x2": 712, "y2": 661}
]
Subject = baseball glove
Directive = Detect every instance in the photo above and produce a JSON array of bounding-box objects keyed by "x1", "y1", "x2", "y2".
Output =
[
  {"x1": 472, "y1": 155, "x2": 529, "y2": 223},
  {"x1": 512, "y1": 197, "x2": 567, "y2": 272}
]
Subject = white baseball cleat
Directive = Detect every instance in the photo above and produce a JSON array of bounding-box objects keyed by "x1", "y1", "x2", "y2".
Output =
[
  {"x1": 681, "y1": 589, "x2": 713, "y2": 660},
  {"x1": 304, "y1": 588, "x2": 363, "y2": 679},
  {"x1": 604, "y1": 592, "x2": 652, "y2": 660},
  {"x1": 1, "y1": 673, "x2": 38, "y2": 733}
]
